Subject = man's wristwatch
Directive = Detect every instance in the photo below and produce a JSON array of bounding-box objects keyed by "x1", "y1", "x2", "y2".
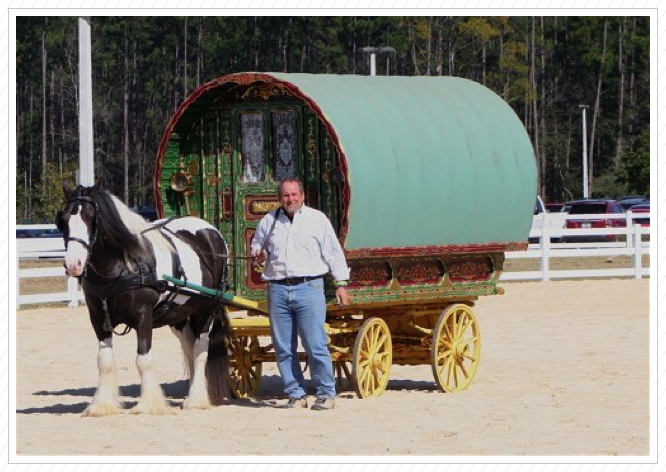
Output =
[{"x1": 334, "y1": 280, "x2": 349, "y2": 288}]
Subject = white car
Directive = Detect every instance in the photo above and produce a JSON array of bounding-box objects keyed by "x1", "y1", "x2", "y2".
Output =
[{"x1": 530, "y1": 196, "x2": 565, "y2": 243}]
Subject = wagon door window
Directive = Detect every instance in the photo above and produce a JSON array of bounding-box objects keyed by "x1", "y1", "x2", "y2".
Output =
[
  {"x1": 272, "y1": 110, "x2": 297, "y2": 180},
  {"x1": 240, "y1": 112, "x2": 265, "y2": 182}
]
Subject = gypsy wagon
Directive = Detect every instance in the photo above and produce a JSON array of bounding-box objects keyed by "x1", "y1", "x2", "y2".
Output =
[{"x1": 154, "y1": 72, "x2": 536, "y2": 399}]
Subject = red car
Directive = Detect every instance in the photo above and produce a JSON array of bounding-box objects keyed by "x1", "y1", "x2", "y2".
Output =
[
  {"x1": 564, "y1": 199, "x2": 626, "y2": 242},
  {"x1": 629, "y1": 203, "x2": 650, "y2": 227}
]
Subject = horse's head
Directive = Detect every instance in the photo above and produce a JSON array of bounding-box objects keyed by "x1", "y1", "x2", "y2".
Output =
[{"x1": 57, "y1": 179, "x2": 102, "y2": 276}]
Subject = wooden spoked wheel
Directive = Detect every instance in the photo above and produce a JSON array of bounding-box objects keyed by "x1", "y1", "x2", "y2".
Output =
[
  {"x1": 352, "y1": 318, "x2": 392, "y2": 398},
  {"x1": 431, "y1": 304, "x2": 481, "y2": 393},
  {"x1": 228, "y1": 335, "x2": 263, "y2": 399}
]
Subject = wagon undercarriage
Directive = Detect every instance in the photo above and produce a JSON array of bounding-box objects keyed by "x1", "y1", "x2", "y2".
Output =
[{"x1": 227, "y1": 299, "x2": 482, "y2": 399}]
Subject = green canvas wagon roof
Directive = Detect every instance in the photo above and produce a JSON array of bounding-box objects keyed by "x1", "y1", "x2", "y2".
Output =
[{"x1": 156, "y1": 73, "x2": 536, "y2": 251}]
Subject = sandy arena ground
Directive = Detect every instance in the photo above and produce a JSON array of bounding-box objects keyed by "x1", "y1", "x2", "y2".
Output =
[{"x1": 15, "y1": 279, "x2": 649, "y2": 457}]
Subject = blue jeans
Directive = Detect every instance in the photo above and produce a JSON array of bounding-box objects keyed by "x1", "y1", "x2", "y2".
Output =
[{"x1": 267, "y1": 277, "x2": 335, "y2": 399}]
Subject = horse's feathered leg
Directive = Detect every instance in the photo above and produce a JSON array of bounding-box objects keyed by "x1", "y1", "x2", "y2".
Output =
[
  {"x1": 130, "y1": 306, "x2": 170, "y2": 415},
  {"x1": 205, "y1": 304, "x2": 231, "y2": 406},
  {"x1": 82, "y1": 336, "x2": 123, "y2": 417},
  {"x1": 181, "y1": 316, "x2": 213, "y2": 409},
  {"x1": 170, "y1": 322, "x2": 195, "y2": 383},
  {"x1": 83, "y1": 299, "x2": 123, "y2": 417}
]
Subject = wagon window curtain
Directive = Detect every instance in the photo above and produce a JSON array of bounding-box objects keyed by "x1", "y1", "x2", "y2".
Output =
[
  {"x1": 272, "y1": 111, "x2": 297, "y2": 181},
  {"x1": 241, "y1": 113, "x2": 265, "y2": 182}
]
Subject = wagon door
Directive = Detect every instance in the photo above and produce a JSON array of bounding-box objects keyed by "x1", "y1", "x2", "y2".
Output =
[{"x1": 227, "y1": 106, "x2": 303, "y2": 298}]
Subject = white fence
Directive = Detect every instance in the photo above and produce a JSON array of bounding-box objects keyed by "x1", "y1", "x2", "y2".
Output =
[
  {"x1": 16, "y1": 224, "x2": 83, "y2": 309},
  {"x1": 16, "y1": 212, "x2": 650, "y2": 308},
  {"x1": 502, "y1": 210, "x2": 650, "y2": 281}
]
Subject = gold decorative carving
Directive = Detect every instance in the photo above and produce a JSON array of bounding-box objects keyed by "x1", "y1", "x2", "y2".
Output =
[
  {"x1": 244, "y1": 196, "x2": 281, "y2": 221},
  {"x1": 238, "y1": 83, "x2": 294, "y2": 101},
  {"x1": 251, "y1": 200, "x2": 280, "y2": 214}
]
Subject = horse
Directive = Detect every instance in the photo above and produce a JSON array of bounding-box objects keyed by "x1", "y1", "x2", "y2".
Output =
[{"x1": 56, "y1": 180, "x2": 231, "y2": 416}]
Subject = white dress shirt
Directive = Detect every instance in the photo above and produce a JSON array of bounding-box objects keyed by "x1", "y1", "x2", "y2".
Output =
[{"x1": 250, "y1": 204, "x2": 350, "y2": 282}]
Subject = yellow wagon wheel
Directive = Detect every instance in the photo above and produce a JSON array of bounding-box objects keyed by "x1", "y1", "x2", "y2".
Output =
[
  {"x1": 352, "y1": 318, "x2": 392, "y2": 398},
  {"x1": 431, "y1": 304, "x2": 481, "y2": 393},
  {"x1": 228, "y1": 335, "x2": 263, "y2": 399}
]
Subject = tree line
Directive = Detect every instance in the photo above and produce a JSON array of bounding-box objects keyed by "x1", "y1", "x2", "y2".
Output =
[{"x1": 16, "y1": 16, "x2": 650, "y2": 222}]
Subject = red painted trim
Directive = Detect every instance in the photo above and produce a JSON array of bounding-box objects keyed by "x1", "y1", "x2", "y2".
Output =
[{"x1": 344, "y1": 242, "x2": 527, "y2": 259}]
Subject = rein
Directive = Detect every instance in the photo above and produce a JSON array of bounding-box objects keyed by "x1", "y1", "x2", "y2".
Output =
[{"x1": 141, "y1": 220, "x2": 256, "y2": 264}]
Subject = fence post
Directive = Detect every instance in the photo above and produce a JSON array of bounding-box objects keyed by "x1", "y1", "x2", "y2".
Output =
[
  {"x1": 634, "y1": 224, "x2": 642, "y2": 280},
  {"x1": 626, "y1": 211, "x2": 634, "y2": 250},
  {"x1": 67, "y1": 276, "x2": 79, "y2": 308},
  {"x1": 16, "y1": 243, "x2": 21, "y2": 310},
  {"x1": 541, "y1": 213, "x2": 550, "y2": 281}
]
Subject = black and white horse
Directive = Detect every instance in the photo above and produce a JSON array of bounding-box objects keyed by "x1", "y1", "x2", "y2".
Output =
[{"x1": 57, "y1": 180, "x2": 231, "y2": 416}]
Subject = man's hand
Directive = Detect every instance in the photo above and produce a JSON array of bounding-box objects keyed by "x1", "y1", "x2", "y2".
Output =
[
  {"x1": 251, "y1": 249, "x2": 266, "y2": 273},
  {"x1": 252, "y1": 249, "x2": 266, "y2": 264},
  {"x1": 335, "y1": 286, "x2": 351, "y2": 306}
]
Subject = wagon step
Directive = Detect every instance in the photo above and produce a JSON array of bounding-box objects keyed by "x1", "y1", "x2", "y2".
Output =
[{"x1": 162, "y1": 274, "x2": 263, "y2": 312}]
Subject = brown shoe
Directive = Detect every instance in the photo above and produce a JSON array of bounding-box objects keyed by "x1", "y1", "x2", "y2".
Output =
[
  {"x1": 311, "y1": 397, "x2": 335, "y2": 410},
  {"x1": 279, "y1": 396, "x2": 308, "y2": 409}
]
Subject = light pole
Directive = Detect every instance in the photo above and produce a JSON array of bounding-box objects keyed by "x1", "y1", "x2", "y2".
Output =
[
  {"x1": 361, "y1": 46, "x2": 396, "y2": 76},
  {"x1": 78, "y1": 16, "x2": 94, "y2": 185},
  {"x1": 579, "y1": 104, "x2": 589, "y2": 199}
]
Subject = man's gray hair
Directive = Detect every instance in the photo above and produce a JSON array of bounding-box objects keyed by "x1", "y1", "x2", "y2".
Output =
[{"x1": 278, "y1": 178, "x2": 304, "y2": 197}]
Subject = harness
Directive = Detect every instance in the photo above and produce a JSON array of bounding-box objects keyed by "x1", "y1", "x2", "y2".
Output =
[
  {"x1": 80, "y1": 262, "x2": 168, "y2": 335},
  {"x1": 63, "y1": 190, "x2": 216, "y2": 336}
]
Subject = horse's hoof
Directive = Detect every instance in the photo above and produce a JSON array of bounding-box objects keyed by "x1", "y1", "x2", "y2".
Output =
[
  {"x1": 82, "y1": 402, "x2": 123, "y2": 417},
  {"x1": 180, "y1": 397, "x2": 211, "y2": 410}
]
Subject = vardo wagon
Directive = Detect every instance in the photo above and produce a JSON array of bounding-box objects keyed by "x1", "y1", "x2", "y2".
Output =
[{"x1": 154, "y1": 72, "x2": 536, "y2": 399}]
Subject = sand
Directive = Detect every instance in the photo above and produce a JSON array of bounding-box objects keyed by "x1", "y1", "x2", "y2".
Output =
[{"x1": 15, "y1": 279, "x2": 649, "y2": 457}]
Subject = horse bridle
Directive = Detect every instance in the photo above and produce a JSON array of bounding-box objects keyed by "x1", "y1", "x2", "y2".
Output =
[{"x1": 61, "y1": 191, "x2": 100, "y2": 255}]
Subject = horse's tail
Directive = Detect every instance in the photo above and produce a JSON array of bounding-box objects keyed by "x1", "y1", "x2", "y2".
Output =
[{"x1": 206, "y1": 302, "x2": 231, "y2": 405}]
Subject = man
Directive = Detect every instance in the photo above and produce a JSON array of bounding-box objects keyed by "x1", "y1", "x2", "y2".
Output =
[{"x1": 251, "y1": 178, "x2": 350, "y2": 410}]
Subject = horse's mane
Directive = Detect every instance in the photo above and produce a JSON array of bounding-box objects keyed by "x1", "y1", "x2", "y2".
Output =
[{"x1": 95, "y1": 191, "x2": 158, "y2": 265}]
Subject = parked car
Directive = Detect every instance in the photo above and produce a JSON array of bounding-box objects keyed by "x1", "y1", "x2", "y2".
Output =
[
  {"x1": 619, "y1": 196, "x2": 648, "y2": 211},
  {"x1": 564, "y1": 199, "x2": 626, "y2": 242},
  {"x1": 16, "y1": 228, "x2": 63, "y2": 239},
  {"x1": 132, "y1": 206, "x2": 158, "y2": 222},
  {"x1": 561, "y1": 201, "x2": 573, "y2": 213},
  {"x1": 534, "y1": 196, "x2": 545, "y2": 215},
  {"x1": 545, "y1": 202, "x2": 565, "y2": 213},
  {"x1": 629, "y1": 203, "x2": 650, "y2": 227},
  {"x1": 529, "y1": 196, "x2": 564, "y2": 243},
  {"x1": 529, "y1": 197, "x2": 545, "y2": 243}
]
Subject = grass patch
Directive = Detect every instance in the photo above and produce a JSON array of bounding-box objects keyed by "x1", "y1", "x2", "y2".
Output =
[{"x1": 505, "y1": 255, "x2": 650, "y2": 272}]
